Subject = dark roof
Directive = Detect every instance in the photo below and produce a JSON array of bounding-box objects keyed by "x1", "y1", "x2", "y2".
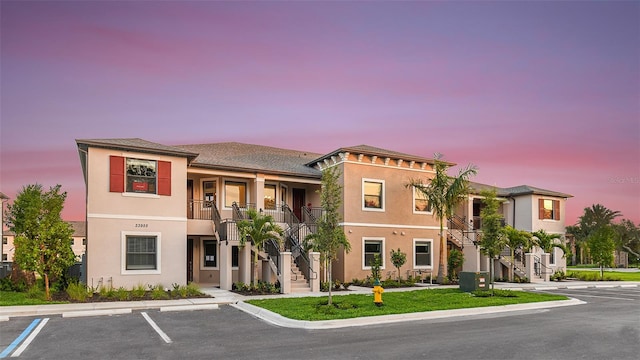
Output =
[
  {"x1": 76, "y1": 138, "x2": 199, "y2": 160},
  {"x1": 307, "y1": 144, "x2": 450, "y2": 167},
  {"x1": 469, "y1": 181, "x2": 572, "y2": 198},
  {"x1": 176, "y1": 142, "x2": 323, "y2": 178}
]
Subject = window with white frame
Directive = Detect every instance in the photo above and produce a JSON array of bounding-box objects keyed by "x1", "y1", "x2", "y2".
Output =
[
  {"x1": 413, "y1": 186, "x2": 431, "y2": 213},
  {"x1": 363, "y1": 238, "x2": 385, "y2": 268},
  {"x1": 202, "y1": 239, "x2": 217, "y2": 268},
  {"x1": 125, "y1": 235, "x2": 158, "y2": 271},
  {"x1": 414, "y1": 239, "x2": 433, "y2": 268},
  {"x1": 225, "y1": 181, "x2": 247, "y2": 208},
  {"x1": 539, "y1": 199, "x2": 560, "y2": 220},
  {"x1": 363, "y1": 179, "x2": 384, "y2": 210},
  {"x1": 264, "y1": 184, "x2": 277, "y2": 210}
]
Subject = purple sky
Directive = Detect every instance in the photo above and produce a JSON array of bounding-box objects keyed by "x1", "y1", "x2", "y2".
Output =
[{"x1": 1, "y1": 1, "x2": 639, "y2": 226}]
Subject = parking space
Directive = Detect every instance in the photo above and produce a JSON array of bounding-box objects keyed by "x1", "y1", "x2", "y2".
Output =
[{"x1": 537, "y1": 285, "x2": 640, "y2": 303}]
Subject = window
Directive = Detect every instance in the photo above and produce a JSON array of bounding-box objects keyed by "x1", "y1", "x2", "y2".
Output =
[
  {"x1": 414, "y1": 240, "x2": 432, "y2": 268},
  {"x1": 225, "y1": 181, "x2": 247, "y2": 207},
  {"x1": 232, "y1": 246, "x2": 239, "y2": 268},
  {"x1": 539, "y1": 199, "x2": 560, "y2": 220},
  {"x1": 413, "y1": 187, "x2": 431, "y2": 213},
  {"x1": 2, "y1": 254, "x2": 6, "y2": 261},
  {"x1": 126, "y1": 236, "x2": 157, "y2": 270},
  {"x1": 363, "y1": 238, "x2": 384, "y2": 268},
  {"x1": 82, "y1": 239, "x2": 86, "y2": 246},
  {"x1": 264, "y1": 184, "x2": 277, "y2": 210},
  {"x1": 549, "y1": 249, "x2": 556, "y2": 265},
  {"x1": 2, "y1": 237, "x2": 7, "y2": 245},
  {"x1": 202, "y1": 240, "x2": 217, "y2": 268},
  {"x1": 363, "y1": 179, "x2": 384, "y2": 210},
  {"x1": 110, "y1": 156, "x2": 171, "y2": 195},
  {"x1": 71, "y1": 239, "x2": 75, "y2": 246},
  {"x1": 203, "y1": 181, "x2": 216, "y2": 207},
  {"x1": 126, "y1": 158, "x2": 157, "y2": 194}
]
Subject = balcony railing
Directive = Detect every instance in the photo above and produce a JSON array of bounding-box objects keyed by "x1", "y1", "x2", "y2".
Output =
[{"x1": 188, "y1": 199, "x2": 215, "y2": 220}]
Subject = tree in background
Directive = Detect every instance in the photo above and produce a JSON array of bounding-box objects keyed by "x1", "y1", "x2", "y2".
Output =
[
  {"x1": 502, "y1": 226, "x2": 532, "y2": 282},
  {"x1": 567, "y1": 204, "x2": 621, "y2": 264},
  {"x1": 4, "y1": 184, "x2": 76, "y2": 300},
  {"x1": 390, "y1": 248, "x2": 407, "y2": 283},
  {"x1": 409, "y1": 153, "x2": 476, "y2": 283},
  {"x1": 612, "y1": 219, "x2": 640, "y2": 265},
  {"x1": 237, "y1": 208, "x2": 283, "y2": 287},
  {"x1": 305, "y1": 166, "x2": 350, "y2": 305},
  {"x1": 478, "y1": 189, "x2": 506, "y2": 294},
  {"x1": 587, "y1": 225, "x2": 616, "y2": 279}
]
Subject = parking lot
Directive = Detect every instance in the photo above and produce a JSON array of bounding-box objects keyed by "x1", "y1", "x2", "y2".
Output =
[{"x1": 2, "y1": 285, "x2": 639, "y2": 359}]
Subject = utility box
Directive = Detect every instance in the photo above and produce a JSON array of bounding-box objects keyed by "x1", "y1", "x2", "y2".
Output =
[{"x1": 459, "y1": 272, "x2": 489, "y2": 292}]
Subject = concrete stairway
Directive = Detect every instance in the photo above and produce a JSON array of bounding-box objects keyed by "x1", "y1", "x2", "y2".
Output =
[{"x1": 290, "y1": 262, "x2": 310, "y2": 293}]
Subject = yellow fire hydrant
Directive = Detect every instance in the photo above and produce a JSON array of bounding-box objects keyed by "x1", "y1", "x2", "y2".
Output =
[{"x1": 372, "y1": 279, "x2": 384, "y2": 307}]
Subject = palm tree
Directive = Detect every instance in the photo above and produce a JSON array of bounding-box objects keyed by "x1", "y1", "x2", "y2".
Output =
[
  {"x1": 568, "y1": 204, "x2": 621, "y2": 264},
  {"x1": 502, "y1": 226, "x2": 532, "y2": 282},
  {"x1": 409, "y1": 153, "x2": 477, "y2": 283},
  {"x1": 532, "y1": 229, "x2": 568, "y2": 264},
  {"x1": 237, "y1": 208, "x2": 284, "y2": 287}
]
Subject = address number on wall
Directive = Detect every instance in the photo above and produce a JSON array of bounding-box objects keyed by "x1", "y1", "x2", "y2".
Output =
[{"x1": 135, "y1": 223, "x2": 149, "y2": 228}]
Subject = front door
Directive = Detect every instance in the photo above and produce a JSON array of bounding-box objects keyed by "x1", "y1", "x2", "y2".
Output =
[
  {"x1": 187, "y1": 238, "x2": 193, "y2": 283},
  {"x1": 292, "y1": 188, "x2": 305, "y2": 221}
]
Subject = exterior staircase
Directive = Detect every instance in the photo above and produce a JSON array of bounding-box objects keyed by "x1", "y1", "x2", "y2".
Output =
[{"x1": 290, "y1": 262, "x2": 311, "y2": 293}]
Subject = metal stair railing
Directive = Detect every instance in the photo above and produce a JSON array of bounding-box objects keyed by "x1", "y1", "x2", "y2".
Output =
[
  {"x1": 533, "y1": 255, "x2": 553, "y2": 278},
  {"x1": 283, "y1": 204, "x2": 317, "y2": 281},
  {"x1": 447, "y1": 214, "x2": 477, "y2": 248}
]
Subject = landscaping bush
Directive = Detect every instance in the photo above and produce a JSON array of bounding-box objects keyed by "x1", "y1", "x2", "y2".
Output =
[{"x1": 66, "y1": 281, "x2": 90, "y2": 302}]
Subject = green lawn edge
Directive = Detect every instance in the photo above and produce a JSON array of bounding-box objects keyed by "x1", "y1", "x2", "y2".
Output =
[{"x1": 246, "y1": 288, "x2": 568, "y2": 321}]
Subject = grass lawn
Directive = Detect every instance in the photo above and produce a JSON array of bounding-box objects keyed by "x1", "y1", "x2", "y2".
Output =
[
  {"x1": 246, "y1": 288, "x2": 568, "y2": 321},
  {"x1": 0, "y1": 291, "x2": 68, "y2": 306},
  {"x1": 566, "y1": 269, "x2": 640, "y2": 281}
]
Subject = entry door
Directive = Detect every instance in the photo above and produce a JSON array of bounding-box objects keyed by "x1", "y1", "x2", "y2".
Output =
[
  {"x1": 187, "y1": 238, "x2": 194, "y2": 283},
  {"x1": 187, "y1": 180, "x2": 194, "y2": 219},
  {"x1": 292, "y1": 188, "x2": 305, "y2": 221}
]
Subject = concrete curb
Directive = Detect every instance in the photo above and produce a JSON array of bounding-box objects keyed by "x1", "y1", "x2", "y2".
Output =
[
  {"x1": 63, "y1": 308, "x2": 132, "y2": 318},
  {"x1": 230, "y1": 298, "x2": 586, "y2": 329},
  {"x1": 160, "y1": 304, "x2": 219, "y2": 312}
]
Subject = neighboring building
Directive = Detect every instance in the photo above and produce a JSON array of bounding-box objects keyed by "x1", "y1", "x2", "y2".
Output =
[
  {"x1": 2, "y1": 221, "x2": 86, "y2": 263},
  {"x1": 76, "y1": 138, "x2": 571, "y2": 291}
]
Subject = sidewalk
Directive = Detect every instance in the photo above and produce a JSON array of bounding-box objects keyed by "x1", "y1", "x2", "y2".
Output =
[{"x1": 1, "y1": 281, "x2": 637, "y2": 327}]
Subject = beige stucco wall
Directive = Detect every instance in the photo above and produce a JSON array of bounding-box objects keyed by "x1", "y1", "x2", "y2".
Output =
[{"x1": 85, "y1": 147, "x2": 188, "y2": 289}]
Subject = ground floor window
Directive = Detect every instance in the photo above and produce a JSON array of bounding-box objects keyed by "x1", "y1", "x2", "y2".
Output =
[
  {"x1": 363, "y1": 238, "x2": 384, "y2": 269},
  {"x1": 203, "y1": 239, "x2": 217, "y2": 268},
  {"x1": 126, "y1": 235, "x2": 157, "y2": 270},
  {"x1": 414, "y1": 239, "x2": 432, "y2": 268}
]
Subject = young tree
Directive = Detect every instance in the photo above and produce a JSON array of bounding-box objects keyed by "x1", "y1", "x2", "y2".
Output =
[
  {"x1": 237, "y1": 208, "x2": 284, "y2": 287},
  {"x1": 390, "y1": 248, "x2": 407, "y2": 283},
  {"x1": 567, "y1": 204, "x2": 621, "y2": 264},
  {"x1": 409, "y1": 153, "x2": 477, "y2": 283},
  {"x1": 478, "y1": 189, "x2": 506, "y2": 294},
  {"x1": 305, "y1": 166, "x2": 351, "y2": 305},
  {"x1": 447, "y1": 248, "x2": 464, "y2": 282},
  {"x1": 503, "y1": 226, "x2": 532, "y2": 282},
  {"x1": 4, "y1": 184, "x2": 76, "y2": 300},
  {"x1": 587, "y1": 225, "x2": 616, "y2": 279}
]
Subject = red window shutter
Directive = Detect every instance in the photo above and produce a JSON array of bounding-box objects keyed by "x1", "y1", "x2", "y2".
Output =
[
  {"x1": 553, "y1": 200, "x2": 560, "y2": 220},
  {"x1": 538, "y1": 199, "x2": 545, "y2": 219},
  {"x1": 109, "y1": 156, "x2": 125, "y2": 193},
  {"x1": 157, "y1": 161, "x2": 171, "y2": 196}
]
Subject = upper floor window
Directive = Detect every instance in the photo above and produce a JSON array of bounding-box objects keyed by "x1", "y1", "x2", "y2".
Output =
[
  {"x1": 264, "y1": 184, "x2": 277, "y2": 210},
  {"x1": 539, "y1": 199, "x2": 560, "y2": 220},
  {"x1": 203, "y1": 181, "x2": 216, "y2": 207},
  {"x1": 110, "y1": 156, "x2": 171, "y2": 196},
  {"x1": 225, "y1": 181, "x2": 247, "y2": 208},
  {"x1": 413, "y1": 186, "x2": 431, "y2": 213},
  {"x1": 363, "y1": 179, "x2": 384, "y2": 211},
  {"x1": 2, "y1": 237, "x2": 7, "y2": 245}
]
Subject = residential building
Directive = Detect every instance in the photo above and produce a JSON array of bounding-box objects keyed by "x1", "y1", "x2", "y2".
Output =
[
  {"x1": 2, "y1": 221, "x2": 86, "y2": 263},
  {"x1": 76, "y1": 138, "x2": 571, "y2": 291}
]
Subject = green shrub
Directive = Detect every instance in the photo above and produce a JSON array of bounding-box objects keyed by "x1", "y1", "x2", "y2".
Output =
[
  {"x1": 26, "y1": 285, "x2": 45, "y2": 300},
  {"x1": 151, "y1": 284, "x2": 170, "y2": 300},
  {"x1": 131, "y1": 283, "x2": 147, "y2": 299},
  {"x1": 186, "y1": 282, "x2": 202, "y2": 297},
  {"x1": 66, "y1": 281, "x2": 89, "y2": 302},
  {"x1": 115, "y1": 286, "x2": 130, "y2": 301}
]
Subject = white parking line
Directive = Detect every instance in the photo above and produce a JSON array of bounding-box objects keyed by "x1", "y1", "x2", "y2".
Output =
[
  {"x1": 11, "y1": 318, "x2": 49, "y2": 357},
  {"x1": 548, "y1": 292, "x2": 635, "y2": 301},
  {"x1": 141, "y1": 312, "x2": 172, "y2": 344}
]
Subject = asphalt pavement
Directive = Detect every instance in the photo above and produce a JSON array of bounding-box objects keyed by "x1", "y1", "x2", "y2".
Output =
[{"x1": 1, "y1": 280, "x2": 638, "y2": 329}]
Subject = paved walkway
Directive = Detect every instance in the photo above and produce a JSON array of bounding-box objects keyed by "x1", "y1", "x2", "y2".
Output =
[{"x1": 1, "y1": 281, "x2": 637, "y2": 328}]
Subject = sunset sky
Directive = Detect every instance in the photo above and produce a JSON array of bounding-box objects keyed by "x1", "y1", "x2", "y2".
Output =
[{"x1": 1, "y1": 1, "x2": 638, "y2": 226}]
